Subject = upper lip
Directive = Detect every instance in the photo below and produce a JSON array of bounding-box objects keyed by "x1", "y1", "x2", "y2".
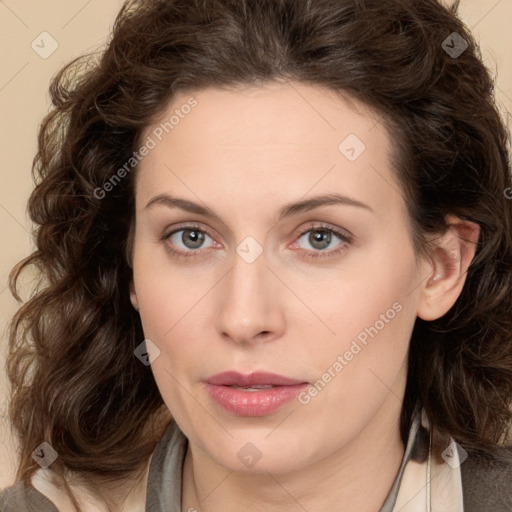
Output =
[{"x1": 205, "y1": 371, "x2": 308, "y2": 386}]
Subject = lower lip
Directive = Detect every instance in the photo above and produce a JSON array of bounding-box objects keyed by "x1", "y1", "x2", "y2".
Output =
[{"x1": 204, "y1": 383, "x2": 309, "y2": 416}]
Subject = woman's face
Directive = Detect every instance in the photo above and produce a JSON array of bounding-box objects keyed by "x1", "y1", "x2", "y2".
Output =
[{"x1": 130, "y1": 81, "x2": 431, "y2": 473}]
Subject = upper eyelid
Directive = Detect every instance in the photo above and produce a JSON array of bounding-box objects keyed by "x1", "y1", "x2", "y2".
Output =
[
  {"x1": 297, "y1": 222, "x2": 351, "y2": 238},
  {"x1": 164, "y1": 222, "x2": 215, "y2": 239},
  {"x1": 164, "y1": 222, "x2": 351, "y2": 246}
]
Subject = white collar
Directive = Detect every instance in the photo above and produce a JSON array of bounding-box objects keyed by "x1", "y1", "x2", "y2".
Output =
[{"x1": 383, "y1": 406, "x2": 465, "y2": 512}]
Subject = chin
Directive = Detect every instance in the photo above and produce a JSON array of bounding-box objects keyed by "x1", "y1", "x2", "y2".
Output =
[{"x1": 196, "y1": 431, "x2": 317, "y2": 475}]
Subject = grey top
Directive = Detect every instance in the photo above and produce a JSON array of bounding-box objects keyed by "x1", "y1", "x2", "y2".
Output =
[{"x1": 1, "y1": 407, "x2": 511, "y2": 511}]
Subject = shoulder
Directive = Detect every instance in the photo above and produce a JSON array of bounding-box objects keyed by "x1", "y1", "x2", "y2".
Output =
[
  {"x1": 0, "y1": 479, "x2": 59, "y2": 512},
  {"x1": 461, "y1": 446, "x2": 512, "y2": 512},
  {"x1": 0, "y1": 421, "x2": 184, "y2": 512}
]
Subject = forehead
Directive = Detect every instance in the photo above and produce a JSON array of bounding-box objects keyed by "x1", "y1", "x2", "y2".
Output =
[
  {"x1": 145, "y1": 81, "x2": 385, "y2": 150},
  {"x1": 135, "y1": 81, "x2": 403, "y2": 222}
]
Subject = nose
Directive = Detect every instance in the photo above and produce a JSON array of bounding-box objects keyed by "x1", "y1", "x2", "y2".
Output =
[{"x1": 214, "y1": 245, "x2": 286, "y2": 347}]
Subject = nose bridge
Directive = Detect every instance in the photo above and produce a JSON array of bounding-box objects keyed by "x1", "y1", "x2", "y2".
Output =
[{"x1": 215, "y1": 241, "x2": 283, "y2": 344}]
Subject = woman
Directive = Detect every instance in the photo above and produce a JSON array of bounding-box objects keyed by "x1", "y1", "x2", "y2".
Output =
[{"x1": 1, "y1": 0, "x2": 512, "y2": 510}]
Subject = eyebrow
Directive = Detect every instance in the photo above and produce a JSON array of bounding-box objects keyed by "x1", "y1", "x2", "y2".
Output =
[{"x1": 144, "y1": 192, "x2": 374, "y2": 221}]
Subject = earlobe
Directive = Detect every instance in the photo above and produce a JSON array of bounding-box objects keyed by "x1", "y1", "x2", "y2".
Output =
[
  {"x1": 129, "y1": 280, "x2": 139, "y2": 312},
  {"x1": 417, "y1": 215, "x2": 480, "y2": 321}
]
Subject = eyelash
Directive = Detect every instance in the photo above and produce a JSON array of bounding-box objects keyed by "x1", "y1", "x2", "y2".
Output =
[{"x1": 160, "y1": 222, "x2": 352, "y2": 260}]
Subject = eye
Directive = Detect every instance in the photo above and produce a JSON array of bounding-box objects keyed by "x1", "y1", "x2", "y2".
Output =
[
  {"x1": 161, "y1": 222, "x2": 352, "y2": 260},
  {"x1": 161, "y1": 224, "x2": 217, "y2": 257},
  {"x1": 293, "y1": 223, "x2": 352, "y2": 260}
]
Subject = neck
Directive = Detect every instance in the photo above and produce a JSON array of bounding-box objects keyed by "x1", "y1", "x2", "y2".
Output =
[{"x1": 182, "y1": 395, "x2": 405, "y2": 512}]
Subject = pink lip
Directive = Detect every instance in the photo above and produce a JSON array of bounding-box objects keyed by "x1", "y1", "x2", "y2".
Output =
[{"x1": 204, "y1": 371, "x2": 309, "y2": 416}]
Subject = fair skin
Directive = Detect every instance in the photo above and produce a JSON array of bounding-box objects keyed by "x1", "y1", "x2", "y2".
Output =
[
  {"x1": 129, "y1": 81, "x2": 479, "y2": 512},
  {"x1": 32, "y1": 81, "x2": 479, "y2": 511}
]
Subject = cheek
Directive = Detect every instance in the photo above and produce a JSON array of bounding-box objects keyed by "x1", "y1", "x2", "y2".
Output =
[
  {"x1": 132, "y1": 255, "x2": 225, "y2": 388},
  {"x1": 303, "y1": 245, "x2": 419, "y2": 402},
  {"x1": 297, "y1": 284, "x2": 415, "y2": 430},
  {"x1": 132, "y1": 240, "x2": 211, "y2": 336},
  {"x1": 311, "y1": 244, "x2": 419, "y2": 346}
]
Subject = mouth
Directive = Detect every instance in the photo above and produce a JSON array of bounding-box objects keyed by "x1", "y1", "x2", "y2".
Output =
[
  {"x1": 229, "y1": 384, "x2": 275, "y2": 391},
  {"x1": 204, "y1": 370, "x2": 308, "y2": 387},
  {"x1": 203, "y1": 371, "x2": 309, "y2": 416}
]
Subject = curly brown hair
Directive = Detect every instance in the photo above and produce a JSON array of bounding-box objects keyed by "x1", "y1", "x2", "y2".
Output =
[{"x1": 7, "y1": 0, "x2": 512, "y2": 501}]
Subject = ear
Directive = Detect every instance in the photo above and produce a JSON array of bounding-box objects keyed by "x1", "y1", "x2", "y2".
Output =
[
  {"x1": 129, "y1": 279, "x2": 139, "y2": 312},
  {"x1": 417, "y1": 214, "x2": 480, "y2": 321}
]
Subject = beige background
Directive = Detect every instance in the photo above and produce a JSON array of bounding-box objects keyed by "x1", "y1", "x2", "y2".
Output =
[{"x1": 1, "y1": 0, "x2": 511, "y2": 489}]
